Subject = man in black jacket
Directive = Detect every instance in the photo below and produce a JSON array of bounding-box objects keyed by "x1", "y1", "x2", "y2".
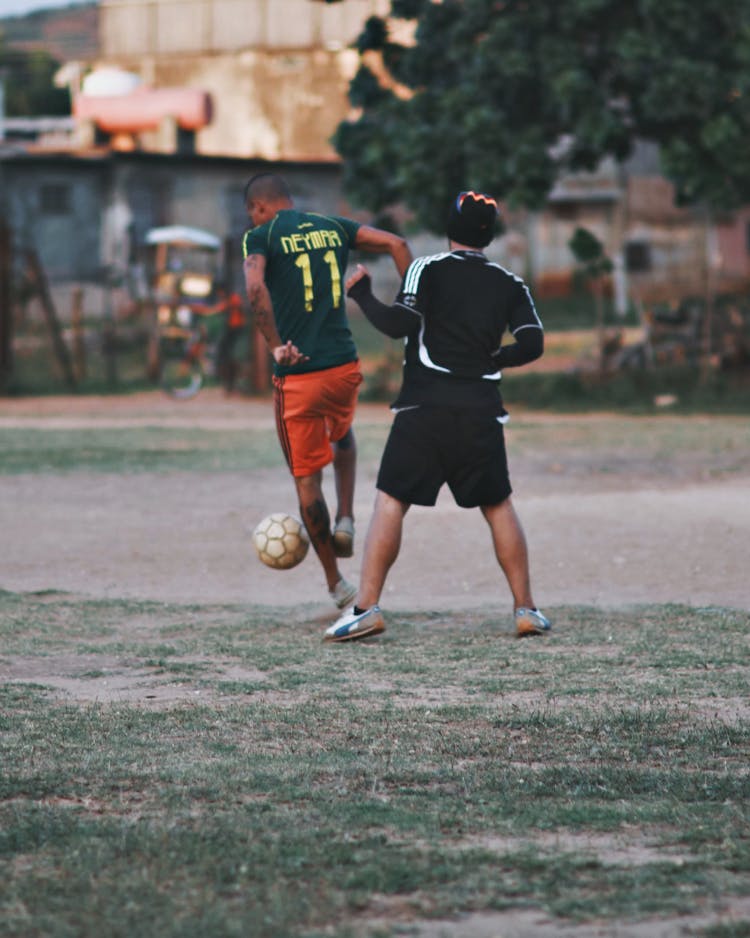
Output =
[{"x1": 324, "y1": 190, "x2": 550, "y2": 642}]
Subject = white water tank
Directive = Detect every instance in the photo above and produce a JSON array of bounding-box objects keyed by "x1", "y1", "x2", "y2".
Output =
[{"x1": 82, "y1": 67, "x2": 142, "y2": 97}]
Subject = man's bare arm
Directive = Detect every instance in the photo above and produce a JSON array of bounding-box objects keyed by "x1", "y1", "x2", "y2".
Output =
[
  {"x1": 244, "y1": 254, "x2": 282, "y2": 347},
  {"x1": 243, "y1": 254, "x2": 309, "y2": 365},
  {"x1": 354, "y1": 226, "x2": 413, "y2": 277}
]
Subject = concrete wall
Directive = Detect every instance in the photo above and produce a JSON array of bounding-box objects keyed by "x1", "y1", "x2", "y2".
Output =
[
  {"x1": 0, "y1": 152, "x2": 370, "y2": 287},
  {"x1": 1, "y1": 156, "x2": 107, "y2": 282},
  {"x1": 100, "y1": 0, "x2": 390, "y2": 56},
  {"x1": 121, "y1": 47, "x2": 359, "y2": 161},
  {"x1": 94, "y1": 0, "x2": 392, "y2": 161}
]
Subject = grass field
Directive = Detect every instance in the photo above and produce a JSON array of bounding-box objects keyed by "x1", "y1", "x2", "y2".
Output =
[
  {"x1": 1, "y1": 595, "x2": 749, "y2": 937},
  {"x1": 1, "y1": 398, "x2": 749, "y2": 937}
]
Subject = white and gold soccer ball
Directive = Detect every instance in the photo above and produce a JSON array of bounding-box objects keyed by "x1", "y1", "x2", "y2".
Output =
[{"x1": 252, "y1": 513, "x2": 310, "y2": 570}]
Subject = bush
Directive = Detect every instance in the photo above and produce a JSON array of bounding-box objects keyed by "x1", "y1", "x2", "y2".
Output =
[{"x1": 503, "y1": 366, "x2": 750, "y2": 414}]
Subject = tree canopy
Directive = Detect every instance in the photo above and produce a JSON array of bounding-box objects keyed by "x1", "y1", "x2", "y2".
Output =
[
  {"x1": 0, "y1": 39, "x2": 69, "y2": 117},
  {"x1": 332, "y1": 0, "x2": 750, "y2": 232}
]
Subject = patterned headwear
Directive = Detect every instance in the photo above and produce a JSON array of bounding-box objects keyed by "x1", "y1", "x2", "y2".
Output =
[{"x1": 446, "y1": 190, "x2": 499, "y2": 248}]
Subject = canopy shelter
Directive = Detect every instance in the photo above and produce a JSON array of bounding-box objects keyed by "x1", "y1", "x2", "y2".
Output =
[{"x1": 145, "y1": 225, "x2": 221, "y2": 250}]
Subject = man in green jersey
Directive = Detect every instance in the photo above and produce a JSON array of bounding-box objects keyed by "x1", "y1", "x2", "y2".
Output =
[{"x1": 242, "y1": 173, "x2": 412, "y2": 609}]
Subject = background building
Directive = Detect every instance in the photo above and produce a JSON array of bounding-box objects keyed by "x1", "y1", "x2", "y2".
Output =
[{"x1": 90, "y1": 0, "x2": 390, "y2": 160}]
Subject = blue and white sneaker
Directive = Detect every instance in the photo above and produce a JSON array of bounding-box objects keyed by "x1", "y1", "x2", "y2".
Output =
[
  {"x1": 324, "y1": 605, "x2": 385, "y2": 643},
  {"x1": 515, "y1": 607, "x2": 552, "y2": 638}
]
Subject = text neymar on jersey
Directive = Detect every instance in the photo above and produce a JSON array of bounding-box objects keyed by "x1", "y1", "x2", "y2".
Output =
[{"x1": 280, "y1": 229, "x2": 343, "y2": 255}]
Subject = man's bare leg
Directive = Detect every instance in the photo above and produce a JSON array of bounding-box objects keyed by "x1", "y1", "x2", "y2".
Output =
[
  {"x1": 332, "y1": 428, "x2": 356, "y2": 524},
  {"x1": 294, "y1": 472, "x2": 342, "y2": 592},
  {"x1": 480, "y1": 497, "x2": 535, "y2": 610},
  {"x1": 356, "y1": 490, "x2": 410, "y2": 609},
  {"x1": 323, "y1": 490, "x2": 408, "y2": 641}
]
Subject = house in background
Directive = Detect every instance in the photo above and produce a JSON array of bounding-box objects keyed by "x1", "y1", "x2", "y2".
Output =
[
  {"x1": 0, "y1": 149, "x2": 399, "y2": 301},
  {"x1": 532, "y1": 141, "x2": 750, "y2": 311}
]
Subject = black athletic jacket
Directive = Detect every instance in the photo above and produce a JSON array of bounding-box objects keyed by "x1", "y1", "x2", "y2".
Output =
[{"x1": 347, "y1": 249, "x2": 543, "y2": 415}]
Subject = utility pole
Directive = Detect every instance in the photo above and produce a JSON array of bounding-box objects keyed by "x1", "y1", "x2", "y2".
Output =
[
  {"x1": 0, "y1": 68, "x2": 6, "y2": 143},
  {"x1": 0, "y1": 218, "x2": 12, "y2": 394},
  {"x1": 26, "y1": 248, "x2": 77, "y2": 390},
  {"x1": 0, "y1": 69, "x2": 9, "y2": 391}
]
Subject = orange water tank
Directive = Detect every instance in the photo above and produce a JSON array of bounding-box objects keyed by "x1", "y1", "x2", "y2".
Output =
[{"x1": 73, "y1": 87, "x2": 213, "y2": 134}]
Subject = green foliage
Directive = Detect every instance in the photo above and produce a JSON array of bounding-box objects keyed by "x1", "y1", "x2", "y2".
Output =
[
  {"x1": 0, "y1": 39, "x2": 69, "y2": 116},
  {"x1": 569, "y1": 226, "x2": 614, "y2": 278},
  {"x1": 391, "y1": 0, "x2": 428, "y2": 18},
  {"x1": 569, "y1": 227, "x2": 606, "y2": 265},
  {"x1": 357, "y1": 14, "x2": 388, "y2": 51},
  {"x1": 505, "y1": 367, "x2": 750, "y2": 414},
  {"x1": 335, "y1": 0, "x2": 750, "y2": 229},
  {"x1": 347, "y1": 63, "x2": 389, "y2": 108}
]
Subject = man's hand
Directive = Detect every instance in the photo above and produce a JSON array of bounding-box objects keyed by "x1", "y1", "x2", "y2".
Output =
[
  {"x1": 353, "y1": 227, "x2": 413, "y2": 277},
  {"x1": 345, "y1": 264, "x2": 371, "y2": 293},
  {"x1": 272, "y1": 341, "x2": 309, "y2": 366}
]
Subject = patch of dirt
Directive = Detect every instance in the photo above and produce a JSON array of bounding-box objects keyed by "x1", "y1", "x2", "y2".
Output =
[
  {"x1": 363, "y1": 897, "x2": 750, "y2": 938},
  {"x1": 0, "y1": 652, "x2": 270, "y2": 706}
]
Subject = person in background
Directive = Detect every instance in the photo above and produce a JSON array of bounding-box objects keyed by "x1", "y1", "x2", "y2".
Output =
[
  {"x1": 242, "y1": 173, "x2": 413, "y2": 609},
  {"x1": 206, "y1": 284, "x2": 248, "y2": 394},
  {"x1": 324, "y1": 190, "x2": 550, "y2": 642}
]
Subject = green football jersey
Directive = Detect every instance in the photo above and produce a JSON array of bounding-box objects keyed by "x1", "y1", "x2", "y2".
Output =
[{"x1": 242, "y1": 209, "x2": 361, "y2": 376}]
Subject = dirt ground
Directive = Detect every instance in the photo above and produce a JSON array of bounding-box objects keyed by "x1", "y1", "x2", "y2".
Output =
[{"x1": 1, "y1": 389, "x2": 749, "y2": 613}]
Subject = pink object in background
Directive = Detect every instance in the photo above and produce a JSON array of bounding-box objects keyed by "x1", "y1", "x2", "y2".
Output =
[{"x1": 73, "y1": 87, "x2": 213, "y2": 134}]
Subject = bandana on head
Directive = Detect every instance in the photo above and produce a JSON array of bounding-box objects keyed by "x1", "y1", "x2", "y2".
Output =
[{"x1": 446, "y1": 190, "x2": 499, "y2": 248}]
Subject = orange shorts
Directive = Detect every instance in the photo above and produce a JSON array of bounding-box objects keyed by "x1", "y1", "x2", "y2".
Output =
[{"x1": 273, "y1": 360, "x2": 363, "y2": 478}]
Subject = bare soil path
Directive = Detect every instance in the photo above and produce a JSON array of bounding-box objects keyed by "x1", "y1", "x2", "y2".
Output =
[{"x1": 1, "y1": 389, "x2": 748, "y2": 614}]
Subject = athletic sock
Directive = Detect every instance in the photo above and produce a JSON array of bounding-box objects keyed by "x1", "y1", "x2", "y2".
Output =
[{"x1": 353, "y1": 605, "x2": 366, "y2": 615}]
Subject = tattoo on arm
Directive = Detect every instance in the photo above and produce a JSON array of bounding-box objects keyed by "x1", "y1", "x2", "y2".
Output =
[
  {"x1": 245, "y1": 255, "x2": 281, "y2": 348},
  {"x1": 249, "y1": 285, "x2": 277, "y2": 345}
]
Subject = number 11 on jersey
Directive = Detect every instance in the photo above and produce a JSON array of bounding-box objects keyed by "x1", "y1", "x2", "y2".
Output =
[{"x1": 295, "y1": 250, "x2": 342, "y2": 313}]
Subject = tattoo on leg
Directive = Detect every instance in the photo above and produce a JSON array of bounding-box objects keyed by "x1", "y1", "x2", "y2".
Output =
[{"x1": 300, "y1": 498, "x2": 332, "y2": 548}]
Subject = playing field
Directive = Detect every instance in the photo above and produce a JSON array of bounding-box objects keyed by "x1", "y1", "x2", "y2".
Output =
[
  {"x1": 1, "y1": 390, "x2": 749, "y2": 937},
  {"x1": 3, "y1": 390, "x2": 749, "y2": 612}
]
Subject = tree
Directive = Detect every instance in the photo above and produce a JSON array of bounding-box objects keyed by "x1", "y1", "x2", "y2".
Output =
[
  {"x1": 569, "y1": 227, "x2": 614, "y2": 368},
  {"x1": 0, "y1": 39, "x2": 69, "y2": 117},
  {"x1": 333, "y1": 0, "x2": 750, "y2": 231}
]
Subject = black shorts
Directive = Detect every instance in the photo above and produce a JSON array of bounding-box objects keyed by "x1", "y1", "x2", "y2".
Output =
[{"x1": 376, "y1": 407, "x2": 512, "y2": 508}]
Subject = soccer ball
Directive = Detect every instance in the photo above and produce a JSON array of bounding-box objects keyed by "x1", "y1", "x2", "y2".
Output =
[{"x1": 252, "y1": 513, "x2": 310, "y2": 570}]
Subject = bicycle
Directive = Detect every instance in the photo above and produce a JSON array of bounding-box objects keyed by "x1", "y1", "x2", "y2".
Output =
[{"x1": 158, "y1": 305, "x2": 218, "y2": 399}]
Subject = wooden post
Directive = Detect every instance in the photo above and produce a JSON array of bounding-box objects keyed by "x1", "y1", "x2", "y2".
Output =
[
  {"x1": 71, "y1": 286, "x2": 86, "y2": 382},
  {"x1": 144, "y1": 298, "x2": 161, "y2": 382},
  {"x1": 701, "y1": 206, "x2": 716, "y2": 380},
  {"x1": 0, "y1": 218, "x2": 12, "y2": 394},
  {"x1": 102, "y1": 274, "x2": 118, "y2": 389},
  {"x1": 26, "y1": 247, "x2": 76, "y2": 390},
  {"x1": 594, "y1": 276, "x2": 605, "y2": 373}
]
